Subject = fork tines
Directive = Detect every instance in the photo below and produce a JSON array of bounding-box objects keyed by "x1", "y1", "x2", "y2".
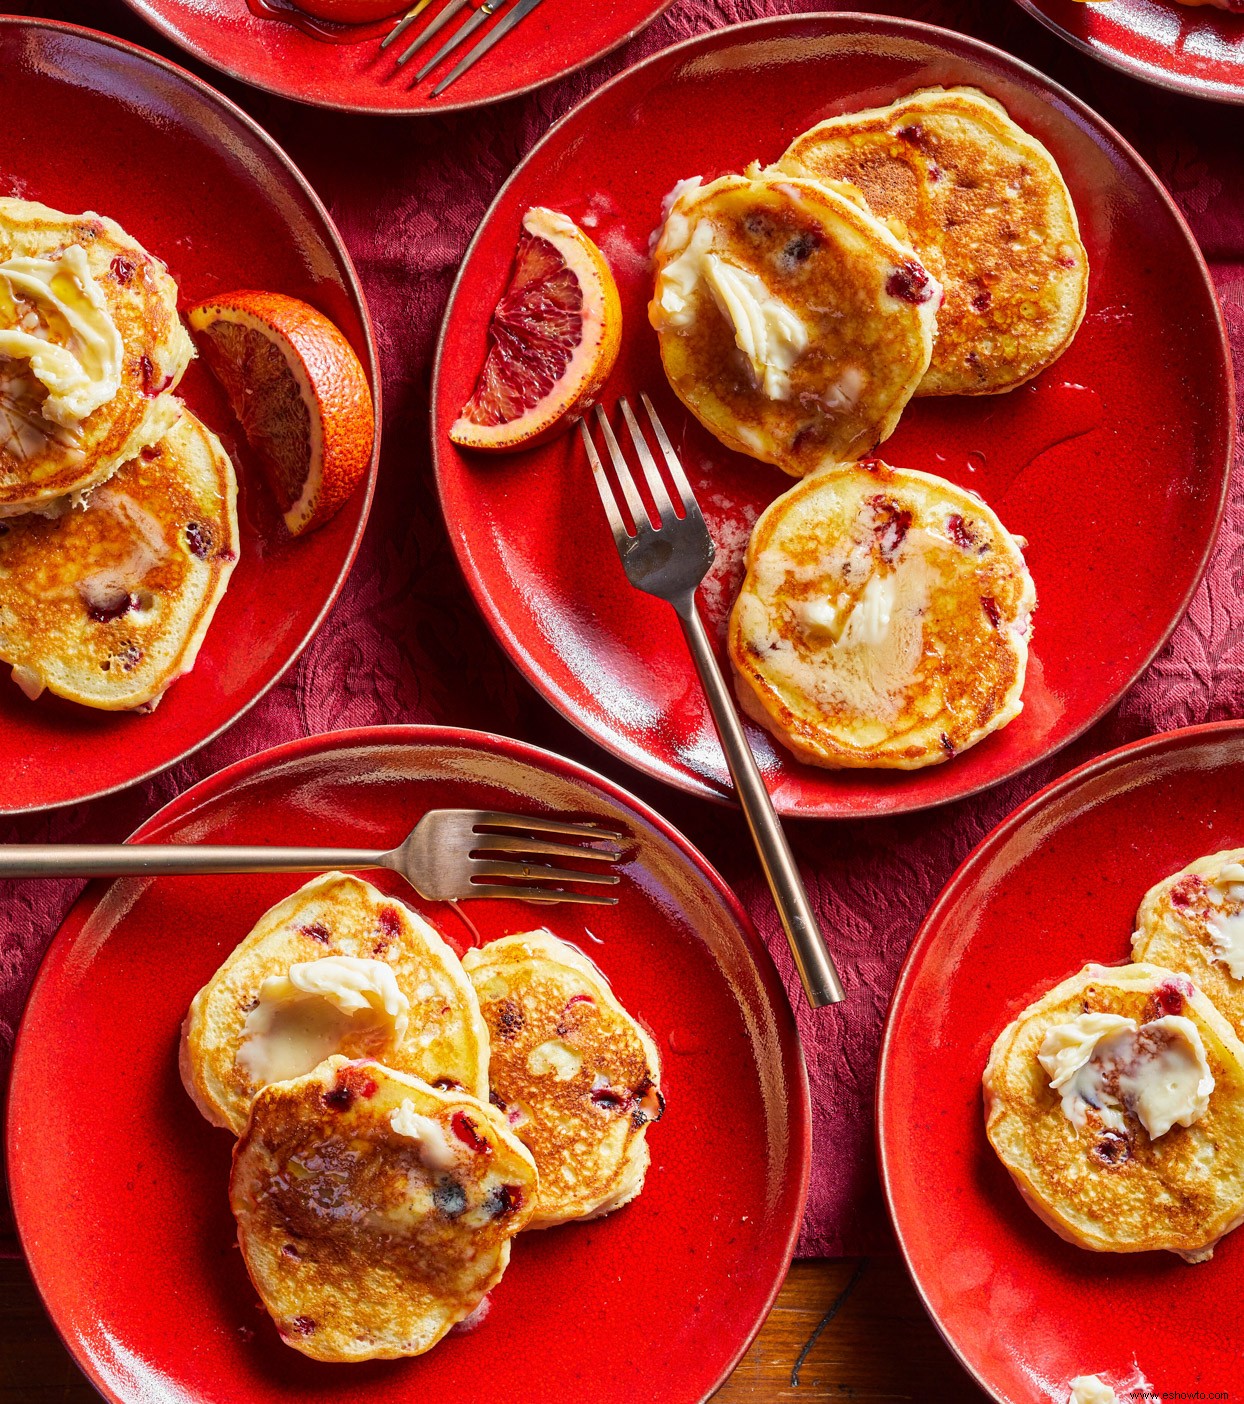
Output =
[
  {"x1": 581, "y1": 396, "x2": 716, "y2": 602},
  {"x1": 380, "y1": 0, "x2": 435, "y2": 50},
  {"x1": 467, "y1": 811, "x2": 624, "y2": 905},
  {"x1": 582, "y1": 395, "x2": 690, "y2": 540}
]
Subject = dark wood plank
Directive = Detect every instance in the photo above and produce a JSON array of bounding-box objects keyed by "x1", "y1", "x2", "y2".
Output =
[
  {"x1": 713, "y1": 1258, "x2": 984, "y2": 1401},
  {"x1": 0, "y1": 1250, "x2": 983, "y2": 1400},
  {"x1": 0, "y1": 1255, "x2": 97, "y2": 1402}
]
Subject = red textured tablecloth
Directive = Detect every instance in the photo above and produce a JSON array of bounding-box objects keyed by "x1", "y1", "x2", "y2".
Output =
[{"x1": 1, "y1": 0, "x2": 1242, "y2": 1258}]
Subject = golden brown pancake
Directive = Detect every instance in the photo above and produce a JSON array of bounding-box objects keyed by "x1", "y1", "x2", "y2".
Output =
[
  {"x1": 181, "y1": 872, "x2": 489, "y2": 1135},
  {"x1": 729, "y1": 460, "x2": 1034, "y2": 769},
  {"x1": 779, "y1": 87, "x2": 1088, "y2": 396},
  {"x1": 1132, "y1": 850, "x2": 1244, "y2": 1043},
  {"x1": 462, "y1": 931, "x2": 664, "y2": 1228},
  {"x1": 0, "y1": 198, "x2": 193, "y2": 513},
  {"x1": 230, "y1": 1058, "x2": 538, "y2": 1361},
  {"x1": 649, "y1": 172, "x2": 939, "y2": 475},
  {"x1": 0, "y1": 406, "x2": 237, "y2": 711},
  {"x1": 984, "y1": 963, "x2": 1244, "y2": 1261}
]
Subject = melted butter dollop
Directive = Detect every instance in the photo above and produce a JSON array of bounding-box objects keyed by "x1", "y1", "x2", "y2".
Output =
[
  {"x1": 651, "y1": 204, "x2": 810, "y2": 400},
  {"x1": 1038, "y1": 1010, "x2": 1214, "y2": 1140},
  {"x1": 1206, "y1": 861, "x2": 1244, "y2": 980},
  {"x1": 238, "y1": 956, "x2": 409, "y2": 1085},
  {"x1": 0, "y1": 245, "x2": 123, "y2": 427},
  {"x1": 1068, "y1": 1377, "x2": 1117, "y2": 1404},
  {"x1": 390, "y1": 1099, "x2": 460, "y2": 1170},
  {"x1": 652, "y1": 218, "x2": 714, "y2": 330},
  {"x1": 700, "y1": 252, "x2": 808, "y2": 400}
]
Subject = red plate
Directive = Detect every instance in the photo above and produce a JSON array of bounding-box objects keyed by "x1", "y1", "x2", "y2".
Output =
[
  {"x1": 432, "y1": 12, "x2": 1234, "y2": 820},
  {"x1": 121, "y1": 0, "x2": 673, "y2": 114},
  {"x1": 0, "y1": 19, "x2": 379, "y2": 815},
  {"x1": 878, "y1": 720, "x2": 1244, "y2": 1402},
  {"x1": 7, "y1": 725, "x2": 809, "y2": 1404},
  {"x1": 1012, "y1": 0, "x2": 1244, "y2": 105}
]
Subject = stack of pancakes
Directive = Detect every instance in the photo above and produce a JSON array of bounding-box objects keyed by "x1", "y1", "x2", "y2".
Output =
[
  {"x1": 985, "y1": 849, "x2": 1244, "y2": 1263},
  {"x1": 648, "y1": 87, "x2": 1088, "y2": 771},
  {"x1": 0, "y1": 197, "x2": 237, "y2": 712},
  {"x1": 181, "y1": 873, "x2": 664, "y2": 1362}
]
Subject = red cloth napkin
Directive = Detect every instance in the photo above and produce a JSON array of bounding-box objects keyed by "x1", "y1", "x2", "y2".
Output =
[{"x1": 1, "y1": 0, "x2": 1242, "y2": 1257}]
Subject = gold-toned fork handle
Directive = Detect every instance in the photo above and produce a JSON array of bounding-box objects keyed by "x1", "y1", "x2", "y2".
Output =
[
  {"x1": 675, "y1": 600, "x2": 845, "y2": 1009},
  {"x1": 0, "y1": 845, "x2": 390, "y2": 879}
]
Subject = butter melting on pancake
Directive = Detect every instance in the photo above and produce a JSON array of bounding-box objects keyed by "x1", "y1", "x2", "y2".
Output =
[
  {"x1": 230, "y1": 1058, "x2": 537, "y2": 1361},
  {"x1": 779, "y1": 87, "x2": 1088, "y2": 396},
  {"x1": 181, "y1": 871, "x2": 490, "y2": 1135},
  {"x1": 0, "y1": 198, "x2": 194, "y2": 513},
  {"x1": 728, "y1": 460, "x2": 1034, "y2": 769},
  {"x1": 649, "y1": 173, "x2": 940, "y2": 476},
  {"x1": 984, "y1": 963, "x2": 1244, "y2": 1261},
  {"x1": 0, "y1": 407, "x2": 237, "y2": 711}
]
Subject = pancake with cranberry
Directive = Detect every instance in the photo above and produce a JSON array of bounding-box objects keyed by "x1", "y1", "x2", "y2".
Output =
[
  {"x1": 779, "y1": 87, "x2": 1088, "y2": 396},
  {"x1": 729, "y1": 460, "x2": 1034, "y2": 769},
  {"x1": 462, "y1": 930, "x2": 664, "y2": 1228},
  {"x1": 1132, "y1": 850, "x2": 1244, "y2": 1043},
  {"x1": 0, "y1": 407, "x2": 236, "y2": 711},
  {"x1": 230, "y1": 1057, "x2": 538, "y2": 1361},
  {"x1": 649, "y1": 172, "x2": 939, "y2": 476},
  {"x1": 182, "y1": 872, "x2": 489, "y2": 1135},
  {"x1": 0, "y1": 198, "x2": 193, "y2": 515},
  {"x1": 984, "y1": 963, "x2": 1244, "y2": 1261}
]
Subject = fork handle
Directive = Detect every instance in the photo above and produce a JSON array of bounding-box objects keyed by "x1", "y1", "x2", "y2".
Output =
[
  {"x1": 0, "y1": 845, "x2": 391, "y2": 879},
  {"x1": 676, "y1": 602, "x2": 845, "y2": 1009}
]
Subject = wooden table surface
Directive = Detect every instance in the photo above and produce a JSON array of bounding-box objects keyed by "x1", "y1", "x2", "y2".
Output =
[{"x1": 0, "y1": 1242, "x2": 984, "y2": 1401}]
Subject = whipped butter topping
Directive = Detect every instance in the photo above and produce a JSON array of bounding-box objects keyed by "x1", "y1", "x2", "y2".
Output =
[
  {"x1": 653, "y1": 219, "x2": 714, "y2": 329},
  {"x1": 238, "y1": 956, "x2": 410, "y2": 1085},
  {"x1": 0, "y1": 245, "x2": 122, "y2": 428},
  {"x1": 1068, "y1": 1377, "x2": 1117, "y2": 1404},
  {"x1": 743, "y1": 510, "x2": 934, "y2": 723},
  {"x1": 1206, "y1": 861, "x2": 1244, "y2": 980},
  {"x1": 793, "y1": 572, "x2": 896, "y2": 649},
  {"x1": 390, "y1": 1099, "x2": 460, "y2": 1170},
  {"x1": 700, "y1": 252, "x2": 808, "y2": 400},
  {"x1": 651, "y1": 193, "x2": 810, "y2": 400},
  {"x1": 1039, "y1": 1010, "x2": 1214, "y2": 1139},
  {"x1": 650, "y1": 176, "x2": 703, "y2": 256}
]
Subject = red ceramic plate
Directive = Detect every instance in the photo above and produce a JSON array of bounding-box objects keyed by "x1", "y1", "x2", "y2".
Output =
[
  {"x1": 1012, "y1": 0, "x2": 1244, "y2": 105},
  {"x1": 121, "y1": 0, "x2": 673, "y2": 114},
  {"x1": 0, "y1": 19, "x2": 379, "y2": 815},
  {"x1": 7, "y1": 725, "x2": 809, "y2": 1404},
  {"x1": 432, "y1": 12, "x2": 1234, "y2": 820},
  {"x1": 878, "y1": 720, "x2": 1244, "y2": 1402}
]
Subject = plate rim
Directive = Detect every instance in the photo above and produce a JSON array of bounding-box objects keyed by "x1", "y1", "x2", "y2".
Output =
[
  {"x1": 875, "y1": 716, "x2": 1244, "y2": 1403},
  {"x1": 429, "y1": 7, "x2": 1236, "y2": 820},
  {"x1": 0, "y1": 15, "x2": 382, "y2": 817},
  {"x1": 118, "y1": 0, "x2": 677, "y2": 116},
  {"x1": 1010, "y1": 0, "x2": 1244, "y2": 106},
  {"x1": 7, "y1": 721, "x2": 812, "y2": 1404}
]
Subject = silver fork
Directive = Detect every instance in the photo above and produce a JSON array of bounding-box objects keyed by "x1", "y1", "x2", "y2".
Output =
[
  {"x1": 582, "y1": 396, "x2": 844, "y2": 1007},
  {"x1": 0, "y1": 809, "x2": 623, "y2": 906},
  {"x1": 383, "y1": 0, "x2": 543, "y2": 94}
]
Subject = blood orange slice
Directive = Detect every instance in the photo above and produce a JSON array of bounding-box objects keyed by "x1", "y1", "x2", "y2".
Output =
[
  {"x1": 449, "y1": 207, "x2": 622, "y2": 452},
  {"x1": 187, "y1": 290, "x2": 374, "y2": 536}
]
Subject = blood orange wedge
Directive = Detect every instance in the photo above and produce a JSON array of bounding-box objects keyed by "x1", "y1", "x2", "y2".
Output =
[
  {"x1": 187, "y1": 291, "x2": 374, "y2": 536},
  {"x1": 449, "y1": 207, "x2": 622, "y2": 452}
]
